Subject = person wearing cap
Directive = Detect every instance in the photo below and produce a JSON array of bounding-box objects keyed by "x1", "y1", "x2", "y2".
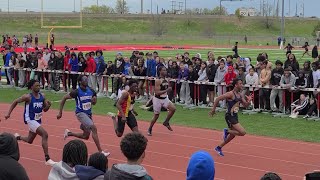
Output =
[
  {"x1": 186, "y1": 151, "x2": 215, "y2": 180},
  {"x1": 110, "y1": 52, "x2": 125, "y2": 99}
]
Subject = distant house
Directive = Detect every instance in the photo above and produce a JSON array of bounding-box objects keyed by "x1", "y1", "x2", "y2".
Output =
[{"x1": 239, "y1": 8, "x2": 257, "y2": 16}]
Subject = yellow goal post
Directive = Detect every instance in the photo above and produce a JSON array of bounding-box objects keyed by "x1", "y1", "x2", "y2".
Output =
[{"x1": 41, "y1": 0, "x2": 83, "y2": 46}]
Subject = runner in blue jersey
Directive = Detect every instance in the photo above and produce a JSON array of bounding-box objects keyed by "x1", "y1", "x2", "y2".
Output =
[
  {"x1": 3, "y1": 79, "x2": 56, "y2": 166},
  {"x1": 57, "y1": 75, "x2": 110, "y2": 157},
  {"x1": 209, "y1": 78, "x2": 252, "y2": 156}
]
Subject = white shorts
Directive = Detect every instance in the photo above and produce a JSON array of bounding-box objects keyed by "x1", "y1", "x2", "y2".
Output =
[
  {"x1": 26, "y1": 120, "x2": 41, "y2": 133},
  {"x1": 153, "y1": 96, "x2": 171, "y2": 114}
]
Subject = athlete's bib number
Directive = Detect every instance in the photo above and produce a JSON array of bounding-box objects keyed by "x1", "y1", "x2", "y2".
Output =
[
  {"x1": 34, "y1": 113, "x2": 42, "y2": 120},
  {"x1": 82, "y1": 102, "x2": 92, "y2": 111}
]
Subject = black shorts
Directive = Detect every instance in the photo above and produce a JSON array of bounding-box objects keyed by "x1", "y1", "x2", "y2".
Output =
[
  {"x1": 225, "y1": 113, "x2": 239, "y2": 128},
  {"x1": 117, "y1": 111, "x2": 137, "y2": 134}
]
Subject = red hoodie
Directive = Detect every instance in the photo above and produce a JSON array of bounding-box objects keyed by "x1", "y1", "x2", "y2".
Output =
[
  {"x1": 64, "y1": 55, "x2": 71, "y2": 71},
  {"x1": 85, "y1": 57, "x2": 96, "y2": 73},
  {"x1": 224, "y1": 66, "x2": 237, "y2": 85}
]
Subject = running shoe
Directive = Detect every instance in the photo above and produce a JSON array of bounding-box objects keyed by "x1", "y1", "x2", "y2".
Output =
[
  {"x1": 163, "y1": 122, "x2": 173, "y2": 131},
  {"x1": 64, "y1": 129, "x2": 70, "y2": 140},
  {"x1": 147, "y1": 128, "x2": 152, "y2": 136},
  {"x1": 101, "y1": 151, "x2": 111, "y2": 157},
  {"x1": 214, "y1": 146, "x2": 224, "y2": 156},
  {"x1": 45, "y1": 159, "x2": 57, "y2": 166},
  {"x1": 223, "y1": 128, "x2": 229, "y2": 142}
]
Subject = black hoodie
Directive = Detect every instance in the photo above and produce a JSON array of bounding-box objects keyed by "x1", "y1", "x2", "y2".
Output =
[
  {"x1": 270, "y1": 68, "x2": 284, "y2": 85},
  {"x1": 0, "y1": 133, "x2": 29, "y2": 180}
]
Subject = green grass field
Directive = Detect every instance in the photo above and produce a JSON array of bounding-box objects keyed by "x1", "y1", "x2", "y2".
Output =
[
  {"x1": 69, "y1": 48, "x2": 312, "y2": 65},
  {"x1": 0, "y1": 13, "x2": 318, "y2": 45}
]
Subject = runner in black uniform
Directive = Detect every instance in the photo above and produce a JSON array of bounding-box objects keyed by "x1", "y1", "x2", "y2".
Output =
[
  {"x1": 147, "y1": 66, "x2": 176, "y2": 136},
  {"x1": 209, "y1": 78, "x2": 252, "y2": 156},
  {"x1": 284, "y1": 43, "x2": 294, "y2": 56},
  {"x1": 301, "y1": 42, "x2": 310, "y2": 58}
]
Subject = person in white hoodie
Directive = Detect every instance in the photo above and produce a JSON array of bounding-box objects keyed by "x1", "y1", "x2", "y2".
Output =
[
  {"x1": 214, "y1": 59, "x2": 227, "y2": 108},
  {"x1": 280, "y1": 68, "x2": 296, "y2": 113},
  {"x1": 48, "y1": 140, "x2": 88, "y2": 180}
]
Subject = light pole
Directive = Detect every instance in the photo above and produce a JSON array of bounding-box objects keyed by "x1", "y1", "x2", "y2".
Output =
[{"x1": 280, "y1": 0, "x2": 284, "y2": 48}]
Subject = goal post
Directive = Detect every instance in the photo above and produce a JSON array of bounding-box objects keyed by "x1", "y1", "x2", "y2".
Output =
[{"x1": 41, "y1": 0, "x2": 83, "y2": 46}]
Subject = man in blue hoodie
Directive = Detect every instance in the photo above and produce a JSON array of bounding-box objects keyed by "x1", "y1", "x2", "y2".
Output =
[
  {"x1": 186, "y1": 151, "x2": 215, "y2": 180},
  {"x1": 95, "y1": 50, "x2": 106, "y2": 97}
]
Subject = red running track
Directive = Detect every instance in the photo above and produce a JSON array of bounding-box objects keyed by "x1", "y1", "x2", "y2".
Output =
[{"x1": 0, "y1": 103, "x2": 319, "y2": 180}]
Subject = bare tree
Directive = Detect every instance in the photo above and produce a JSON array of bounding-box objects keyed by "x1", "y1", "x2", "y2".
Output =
[
  {"x1": 262, "y1": 2, "x2": 274, "y2": 29},
  {"x1": 115, "y1": 0, "x2": 129, "y2": 14},
  {"x1": 151, "y1": 15, "x2": 167, "y2": 37}
]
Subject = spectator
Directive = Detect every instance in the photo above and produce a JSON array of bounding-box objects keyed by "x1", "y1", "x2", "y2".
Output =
[
  {"x1": 110, "y1": 52, "x2": 125, "y2": 99},
  {"x1": 198, "y1": 61, "x2": 208, "y2": 106},
  {"x1": 85, "y1": 52, "x2": 97, "y2": 90},
  {"x1": 186, "y1": 151, "x2": 215, "y2": 180},
  {"x1": 178, "y1": 61, "x2": 191, "y2": 104},
  {"x1": 214, "y1": 59, "x2": 227, "y2": 108},
  {"x1": 259, "y1": 60, "x2": 271, "y2": 110},
  {"x1": 0, "y1": 132, "x2": 29, "y2": 180},
  {"x1": 54, "y1": 51, "x2": 64, "y2": 91},
  {"x1": 260, "y1": 172, "x2": 281, "y2": 180},
  {"x1": 284, "y1": 54, "x2": 299, "y2": 76},
  {"x1": 224, "y1": 66, "x2": 237, "y2": 92},
  {"x1": 280, "y1": 68, "x2": 296, "y2": 112},
  {"x1": 48, "y1": 140, "x2": 88, "y2": 180},
  {"x1": 289, "y1": 93, "x2": 309, "y2": 118},
  {"x1": 245, "y1": 68, "x2": 259, "y2": 108},
  {"x1": 302, "y1": 61, "x2": 312, "y2": 88},
  {"x1": 305, "y1": 171, "x2": 320, "y2": 180},
  {"x1": 105, "y1": 132, "x2": 152, "y2": 180},
  {"x1": 95, "y1": 50, "x2": 106, "y2": 96},
  {"x1": 75, "y1": 152, "x2": 107, "y2": 180},
  {"x1": 312, "y1": 45, "x2": 318, "y2": 61},
  {"x1": 134, "y1": 59, "x2": 147, "y2": 101},
  {"x1": 206, "y1": 57, "x2": 217, "y2": 107},
  {"x1": 69, "y1": 53, "x2": 79, "y2": 90},
  {"x1": 270, "y1": 60, "x2": 284, "y2": 112}
]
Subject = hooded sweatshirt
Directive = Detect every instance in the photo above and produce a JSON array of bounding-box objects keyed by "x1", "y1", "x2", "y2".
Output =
[
  {"x1": 280, "y1": 72, "x2": 296, "y2": 89},
  {"x1": 104, "y1": 164, "x2": 153, "y2": 180},
  {"x1": 75, "y1": 165, "x2": 104, "y2": 180},
  {"x1": 224, "y1": 66, "x2": 237, "y2": 85},
  {"x1": 186, "y1": 151, "x2": 215, "y2": 180},
  {"x1": 48, "y1": 161, "x2": 79, "y2": 180},
  {"x1": 0, "y1": 133, "x2": 29, "y2": 180},
  {"x1": 214, "y1": 66, "x2": 226, "y2": 83},
  {"x1": 270, "y1": 68, "x2": 284, "y2": 85}
]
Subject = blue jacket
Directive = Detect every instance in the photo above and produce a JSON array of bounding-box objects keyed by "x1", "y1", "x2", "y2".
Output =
[
  {"x1": 68, "y1": 58, "x2": 79, "y2": 72},
  {"x1": 95, "y1": 56, "x2": 105, "y2": 75},
  {"x1": 146, "y1": 59, "x2": 156, "y2": 77},
  {"x1": 5, "y1": 52, "x2": 11, "y2": 67},
  {"x1": 123, "y1": 62, "x2": 131, "y2": 75}
]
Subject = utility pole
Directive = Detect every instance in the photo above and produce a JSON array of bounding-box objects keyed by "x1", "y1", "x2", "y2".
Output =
[
  {"x1": 97, "y1": 0, "x2": 99, "y2": 6},
  {"x1": 276, "y1": 0, "x2": 279, "y2": 17},
  {"x1": 178, "y1": 2, "x2": 183, "y2": 12},
  {"x1": 7, "y1": 0, "x2": 9, "y2": 14},
  {"x1": 184, "y1": 0, "x2": 186, "y2": 14},
  {"x1": 141, "y1": 0, "x2": 143, "y2": 14},
  {"x1": 280, "y1": 0, "x2": 284, "y2": 49},
  {"x1": 151, "y1": 0, "x2": 153, "y2": 14},
  {"x1": 74, "y1": 0, "x2": 76, "y2": 12},
  {"x1": 171, "y1": 1, "x2": 176, "y2": 14},
  {"x1": 288, "y1": 0, "x2": 291, "y2": 16}
]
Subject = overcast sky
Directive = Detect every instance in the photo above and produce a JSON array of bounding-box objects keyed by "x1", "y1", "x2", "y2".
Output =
[{"x1": 0, "y1": 0, "x2": 317, "y2": 17}]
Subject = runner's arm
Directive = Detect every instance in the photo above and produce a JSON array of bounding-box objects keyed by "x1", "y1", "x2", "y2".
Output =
[
  {"x1": 116, "y1": 91, "x2": 129, "y2": 119},
  {"x1": 154, "y1": 79, "x2": 171, "y2": 96},
  {"x1": 5, "y1": 94, "x2": 30, "y2": 119},
  {"x1": 90, "y1": 88, "x2": 97, "y2": 105},
  {"x1": 210, "y1": 92, "x2": 232, "y2": 115},
  {"x1": 57, "y1": 90, "x2": 76, "y2": 119},
  {"x1": 241, "y1": 94, "x2": 252, "y2": 108},
  {"x1": 42, "y1": 93, "x2": 51, "y2": 112}
]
